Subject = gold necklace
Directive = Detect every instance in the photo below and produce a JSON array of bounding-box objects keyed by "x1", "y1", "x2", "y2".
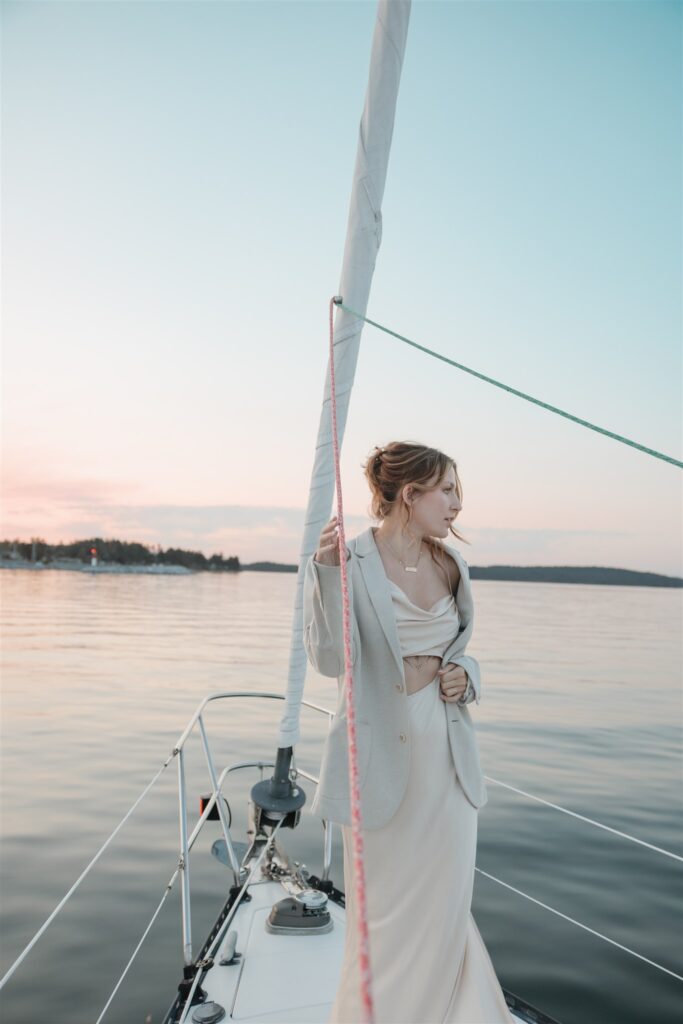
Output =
[{"x1": 376, "y1": 531, "x2": 424, "y2": 573}]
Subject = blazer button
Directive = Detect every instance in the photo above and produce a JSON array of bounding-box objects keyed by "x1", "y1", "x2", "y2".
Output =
[
  {"x1": 399, "y1": 733, "x2": 406, "y2": 742},
  {"x1": 395, "y1": 683, "x2": 403, "y2": 692}
]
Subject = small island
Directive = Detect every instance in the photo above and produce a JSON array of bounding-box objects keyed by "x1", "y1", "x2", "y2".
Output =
[
  {"x1": 0, "y1": 537, "x2": 240, "y2": 575},
  {"x1": 1, "y1": 537, "x2": 680, "y2": 588}
]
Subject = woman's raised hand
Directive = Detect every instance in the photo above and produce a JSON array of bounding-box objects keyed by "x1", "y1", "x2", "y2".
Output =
[{"x1": 315, "y1": 515, "x2": 347, "y2": 566}]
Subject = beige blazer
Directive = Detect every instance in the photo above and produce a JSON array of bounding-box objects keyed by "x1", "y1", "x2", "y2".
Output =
[{"x1": 303, "y1": 526, "x2": 488, "y2": 829}]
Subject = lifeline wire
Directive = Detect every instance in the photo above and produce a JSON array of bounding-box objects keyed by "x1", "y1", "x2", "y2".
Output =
[
  {"x1": 338, "y1": 303, "x2": 682, "y2": 470},
  {"x1": 486, "y1": 776, "x2": 683, "y2": 862},
  {"x1": 0, "y1": 754, "x2": 174, "y2": 992},
  {"x1": 475, "y1": 867, "x2": 683, "y2": 982}
]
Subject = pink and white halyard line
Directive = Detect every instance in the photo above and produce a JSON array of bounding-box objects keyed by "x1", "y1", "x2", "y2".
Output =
[{"x1": 327, "y1": 293, "x2": 375, "y2": 1024}]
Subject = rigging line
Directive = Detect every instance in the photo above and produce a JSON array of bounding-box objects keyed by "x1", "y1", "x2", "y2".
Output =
[
  {"x1": 0, "y1": 753, "x2": 175, "y2": 993},
  {"x1": 486, "y1": 776, "x2": 683, "y2": 862},
  {"x1": 328, "y1": 295, "x2": 375, "y2": 1024},
  {"x1": 178, "y1": 817, "x2": 288, "y2": 1023},
  {"x1": 99, "y1": 758, "x2": 241, "y2": 1023},
  {"x1": 475, "y1": 867, "x2": 683, "y2": 982},
  {"x1": 338, "y1": 302, "x2": 683, "y2": 470},
  {"x1": 94, "y1": 868, "x2": 179, "y2": 1024}
]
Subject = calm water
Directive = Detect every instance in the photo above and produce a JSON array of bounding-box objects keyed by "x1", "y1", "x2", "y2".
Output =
[{"x1": 0, "y1": 567, "x2": 681, "y2": 1024}]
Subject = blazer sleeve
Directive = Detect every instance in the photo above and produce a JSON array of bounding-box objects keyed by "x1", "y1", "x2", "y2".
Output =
[
  {"x1": 303, "y1": 552, "x2": 358, "y2": 678},
  {"x1": 454, "y1": 654, "x2": 481, "y2": 706},
  {"x1": 449, "y1": 555, "x2": 481, "y2": 706}
]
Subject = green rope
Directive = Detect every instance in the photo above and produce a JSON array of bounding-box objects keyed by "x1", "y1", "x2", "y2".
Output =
[{"x1": 338, "y1": 302, "x2": 682, "y2": 470}]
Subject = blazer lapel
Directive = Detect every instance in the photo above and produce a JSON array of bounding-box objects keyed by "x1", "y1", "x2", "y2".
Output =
[
  {"x1": 440, "y1": 541, "x2": 474, "y2": 663},
  {"x1": 354, "y1": 527, "x2": 406, "y2": 684},
  {"x1": 354, "y1": 527, "x2": 473, "y2": 684}
]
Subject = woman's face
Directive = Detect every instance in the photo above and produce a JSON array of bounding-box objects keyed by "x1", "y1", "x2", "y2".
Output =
[{"x1": 404, "y1": 465, "x2": 462, "y2": 538}]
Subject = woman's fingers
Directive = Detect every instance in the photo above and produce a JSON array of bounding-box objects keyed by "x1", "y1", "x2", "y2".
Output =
[
  {"x1": 440, "y1": 690, "x2": 467, "y2": 702},
  {"x1": 438, "y1": 663, "x2": 468, "y2": 701},
  {"x1": 438, "y1": 665, "x2": 467, "y2": 683},
  {"x1": 319, "y1": 518, "x2": 338, "y2": 542},
  {"x1": 315, "y1": 516, "x2": 342, "y2": 565},
  {"x1": 440, "y1": 683, "x2": 468, "y2": 701}
]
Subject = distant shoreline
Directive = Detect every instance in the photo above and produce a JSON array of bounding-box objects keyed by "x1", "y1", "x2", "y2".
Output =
[
  {"x1": 2, "y1": 557, "x2": 680, "y2": 588},
  {"x1": 0, "y1": 558, "x2": 194, "y2": 575}
]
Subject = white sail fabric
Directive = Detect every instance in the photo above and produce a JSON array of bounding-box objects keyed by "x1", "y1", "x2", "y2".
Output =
[{"x1": 277, "y1": 0, "x2": 412, "y2": 748}]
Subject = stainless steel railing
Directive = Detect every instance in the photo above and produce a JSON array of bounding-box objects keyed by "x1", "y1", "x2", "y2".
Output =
[
  {"x1": 168, "y1": 690, "x2": 334, "y2": 969},
  {"x1": 0, "y1": 689, "x2": 334, "y2": 999}
]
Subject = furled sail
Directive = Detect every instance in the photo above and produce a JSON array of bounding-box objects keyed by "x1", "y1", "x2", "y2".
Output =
[{"x1": 278, "y1": 0, "x2": 412, "y2": 747}]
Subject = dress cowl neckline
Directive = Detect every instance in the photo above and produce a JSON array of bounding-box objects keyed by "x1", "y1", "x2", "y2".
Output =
[{"x1": 387, "y1": 578, "x2": 455, "y2": 615}]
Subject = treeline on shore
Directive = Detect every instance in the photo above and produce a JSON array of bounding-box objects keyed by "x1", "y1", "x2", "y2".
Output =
[
  {"x1": 0, "y1": 537, "x2": 240, "y2": 572},
  {"x1": 468, "y1": 565, "x2": 682, "y2": 588},
  {"x1": 2, "y1": 538, "x2": 680, "y2": 587}
]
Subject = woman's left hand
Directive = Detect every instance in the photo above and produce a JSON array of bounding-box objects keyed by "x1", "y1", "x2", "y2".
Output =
[{"x1": 437, "y1": 663, "x2": 469, "y2": 702}]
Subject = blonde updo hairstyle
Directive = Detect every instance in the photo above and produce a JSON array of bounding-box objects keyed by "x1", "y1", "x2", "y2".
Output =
[{"x1": 363, "y1": 440, "x2": 469, "y2": 573}]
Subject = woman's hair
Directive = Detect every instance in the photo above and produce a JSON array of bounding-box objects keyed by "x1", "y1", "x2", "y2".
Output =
[{"x1": 363, "y1": 443, "x2": 470, "y2": 568}]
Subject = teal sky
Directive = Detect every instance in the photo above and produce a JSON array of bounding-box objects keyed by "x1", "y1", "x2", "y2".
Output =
[{"x1": 2, "y1": 0, "x2": 681, "y2": 574}]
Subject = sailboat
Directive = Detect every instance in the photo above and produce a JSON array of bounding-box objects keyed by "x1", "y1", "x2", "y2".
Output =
[
  {"x1": 2, "y1": 2, "x2": 680, "y2": 1023},
  {"x1": 155, "y1": 691, "x2": 558, "y2": 1024}
]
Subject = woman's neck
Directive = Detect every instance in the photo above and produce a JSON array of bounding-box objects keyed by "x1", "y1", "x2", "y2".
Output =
[{"x1": 374, "y1": 524, "x2": 425, "y2": 564}]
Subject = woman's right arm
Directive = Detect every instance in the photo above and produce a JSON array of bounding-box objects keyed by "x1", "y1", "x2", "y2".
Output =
[{"x1": 303, "y1": 517, "x2": 358, "y2": 677}]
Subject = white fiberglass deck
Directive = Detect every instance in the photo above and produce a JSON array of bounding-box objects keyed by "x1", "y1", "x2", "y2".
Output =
[{"x1": 179, "y1": 876, "x2": 527, "y2": 1024}]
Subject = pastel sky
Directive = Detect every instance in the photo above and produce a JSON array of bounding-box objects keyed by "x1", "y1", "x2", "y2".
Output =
[{"x1": 2, "y1": 0, "x2": 681, "y2": 574}]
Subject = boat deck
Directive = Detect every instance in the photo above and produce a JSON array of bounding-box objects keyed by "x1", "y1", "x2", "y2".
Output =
[{"x1": 175, "y1": 876, "x2": 531, "y2": 1023}]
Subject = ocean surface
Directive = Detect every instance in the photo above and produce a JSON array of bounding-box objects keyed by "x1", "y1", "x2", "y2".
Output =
[{"x1": 0, "y1": 566, "x2": 681, "y2": 1024}]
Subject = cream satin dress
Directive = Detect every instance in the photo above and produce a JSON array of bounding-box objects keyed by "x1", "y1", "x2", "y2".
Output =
[{"x1": 328, "y1": 584, "x2": 514, "y2": 1024}]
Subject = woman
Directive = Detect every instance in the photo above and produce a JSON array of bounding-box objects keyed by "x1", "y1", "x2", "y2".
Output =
[{"x1": 303, "y1": 442, "x2": 513, "y2": 1024}]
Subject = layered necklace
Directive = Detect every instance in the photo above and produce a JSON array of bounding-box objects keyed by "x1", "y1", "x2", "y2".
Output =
[{"x1": 375, "y1": 531, "x2": 424, "y2": 573}]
